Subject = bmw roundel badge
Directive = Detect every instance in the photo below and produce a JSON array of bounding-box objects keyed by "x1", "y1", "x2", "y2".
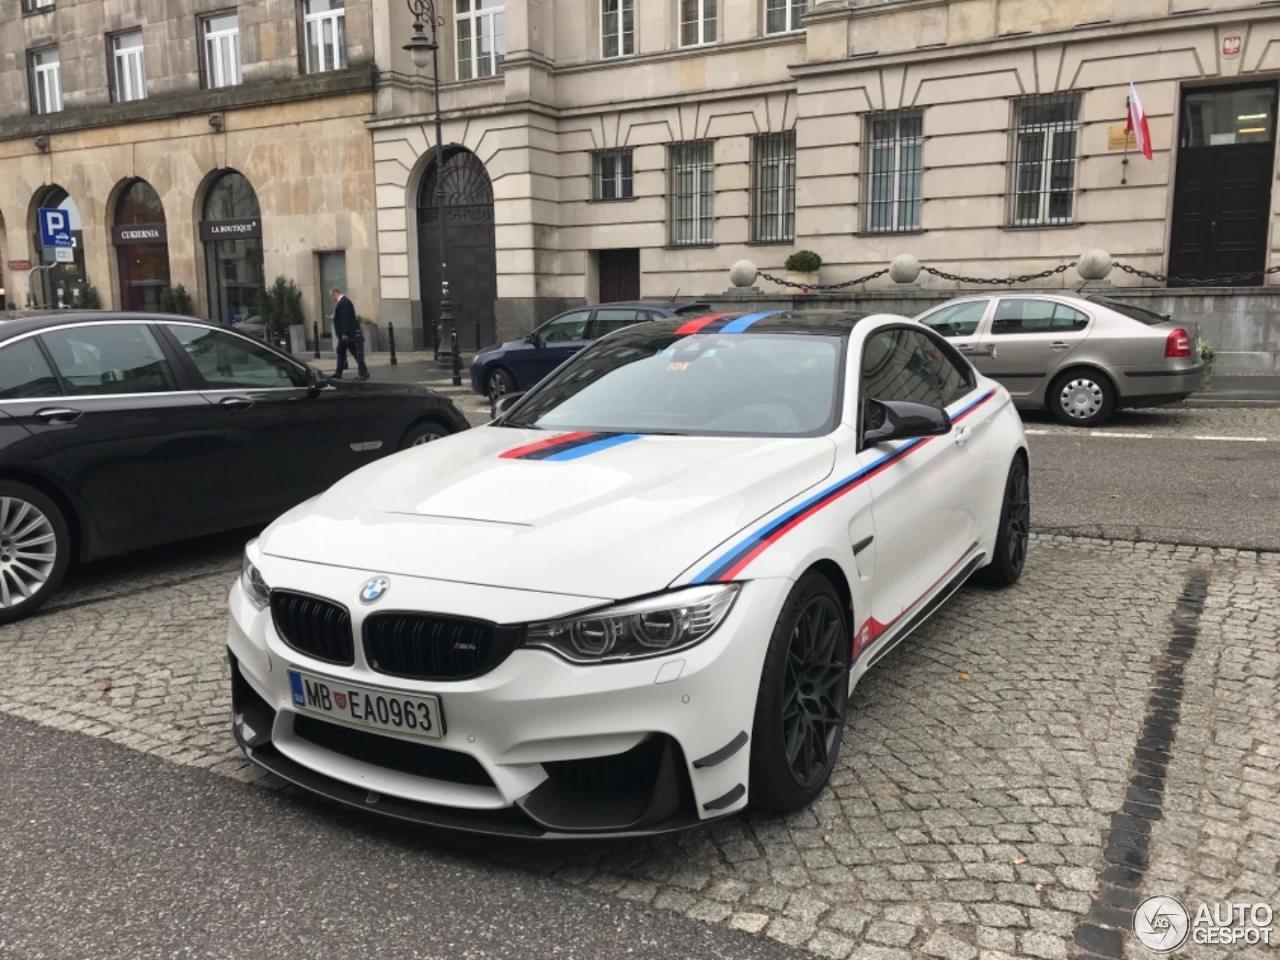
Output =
[{"x1": 360, "y1": 576, "x2": 390, "y2": 604}]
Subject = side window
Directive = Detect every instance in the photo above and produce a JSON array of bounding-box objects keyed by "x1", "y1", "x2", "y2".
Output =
[
  {"x1": 921, "y1": 300, "x2": 988, "y2": 338},
  {"x1": 0, "y1": 339, "x2": 62, "y2": 399},
  {"x1": 591, "y1": 308, "x2": 641, "y2": 338},
  {"x1": 168, "y1": 325, "x2": 307, "y2": 389},
  {"x1": 41, "y1": 324, "x2": 177, "y2": 396},
  {"x1": 539, "y1": 310, "x2": 592, "y2": 343},
  {"x1": 993, "y1": 299, "x2": 1091, "y2": 335},
  {"x1": 861, "y1": 327, "x2": 972, "y2": 411}
]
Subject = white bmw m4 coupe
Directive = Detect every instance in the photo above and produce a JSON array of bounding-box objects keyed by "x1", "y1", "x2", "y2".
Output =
[{"x1": 228, "y1": 310, "x2": 1030, "y2": 838}]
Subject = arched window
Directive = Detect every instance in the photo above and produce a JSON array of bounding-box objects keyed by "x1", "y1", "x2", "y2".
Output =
[
  {"x1": 29, "y1": 186, "x2": 89, "y2": 309},
  {"x1": 200, "y1": 170, "x2": 265, "y2": 328},
  {"x1": 113, "y1": 179, "x2": 171, "y2": 313}
]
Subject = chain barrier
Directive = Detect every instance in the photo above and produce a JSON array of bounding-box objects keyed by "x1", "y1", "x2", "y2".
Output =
[
  {"x1": 756, "y1": 268, "x2": 889, "y2": 291},
  {"x1": 758, "y1": 260, "x2": 1280, "y2": 291},
  {"x1": 920, "y1": 263, "x2": 1072, "y2": 286},
  {"x1": 1114, "y1": 261, "x2": 1280, "y2": 287}
]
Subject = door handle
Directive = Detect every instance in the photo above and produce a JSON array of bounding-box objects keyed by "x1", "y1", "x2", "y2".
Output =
[
  {"x1": 1050, "y1": 341, "x2": 1071, "y2": 350},
  {"x1": 959, "y1": 344, "x2": 995, "y2": 357},
  {"x1": 954, "y1": 424, "x2": 972, "y2": 447},
  {"x1": 220, "y1": 396, "x2": 255, "y2": 411},
  {"x1": 34, "y1": 407, "x2": 82, "y2": 424}
]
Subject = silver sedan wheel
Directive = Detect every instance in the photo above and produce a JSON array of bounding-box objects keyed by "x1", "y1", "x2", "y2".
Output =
[
  {"x1": 1058, "y1": 378, "x2": 1105, "y2": 421},
  {"x1": 0, "y1": 496, "x2": 58, "y2": 609}
]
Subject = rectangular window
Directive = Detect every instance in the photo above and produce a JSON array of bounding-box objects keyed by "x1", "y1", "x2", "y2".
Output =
[
  {"x1": 304, "y1": 0, "x2": 347, "y2": 74},
  {"x1": 111, "y1": 30, "x2": 147, "y2": 103},
  {"x1": 22, "y1": 0, "x2": 55, "y2": 12},
  {"x1": 764, "y1": 0, "x2": 806, "y2": 34},
  {"x1": 202, "y1": 13, "x2": 242, "y2": 89},
  {"x1": 1010, "y1": 93, "x2": 1080, "y2": 227},
  {"x1": 456, "y1": 0, "x2": 506, "y2": 81},
  {"x1": 593, "y1": 150, "x2": 635, "y2": 201},
  {"x1": 680, "y1": 0, "x2": 716, "y2": 47},
  {"x1": 28, "y1": 47, "x2": 62, "y2": 115},
  {"x1": 863, "y1": 110, "x2": 924, "y2": 233},
  {"x1": 601, "y1": 0, "x2": 634, "y2": 58},
  {"x1": 751, "y1": 131, "x2": 796, "y2": 243},
  {"x1": 668, "y1": 140, "x2": 714, "y2": 246}
]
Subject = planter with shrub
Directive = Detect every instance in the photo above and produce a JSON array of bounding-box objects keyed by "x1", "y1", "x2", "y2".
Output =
[
  {"x1": 257, "y1": 277, "x2": 305, "y2": 351},
  {"x1": 784, "y1": 250, "x2": 822, "y2": 288}
]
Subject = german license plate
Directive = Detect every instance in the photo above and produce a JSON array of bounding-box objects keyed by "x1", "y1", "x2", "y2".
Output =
[{"x1": 288, "y1": 669, "x2": 444, "y2": 741}]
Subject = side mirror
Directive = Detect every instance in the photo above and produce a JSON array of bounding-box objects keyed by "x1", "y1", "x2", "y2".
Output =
[
  {"x1": 493, "y1": 392, "x2": 526, "y2": 417},
  {"x1": 525, "y1": 333, "x2": 542, "y2": 348},
  {"x1": 862, "y1": 399, "x2": 951, "y2": 446},
  {"x1": 305, "y1": 365, "x2": 324, "y2": 395}
]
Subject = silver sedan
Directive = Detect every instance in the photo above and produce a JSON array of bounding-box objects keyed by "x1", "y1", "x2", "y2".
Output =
[{"x1": 915, "y1": 294, "x2": 1205, "y2": 426}]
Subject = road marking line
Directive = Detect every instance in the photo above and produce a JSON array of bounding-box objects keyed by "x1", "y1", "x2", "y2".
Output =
[
  {"x1": 1192, "y1": 434, "x2": 1269, "y2": 442},
  {"x1": 1089, "y1": 431, "x2": 1154, "y2": 439}
]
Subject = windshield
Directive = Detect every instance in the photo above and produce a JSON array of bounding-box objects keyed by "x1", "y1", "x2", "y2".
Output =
[
  {"x1": 1088, "y1": 297, "x2": 1169, "y2": 326},
  {"x1": 502, "y1": 330, "x2": 845, "y2": 437}
]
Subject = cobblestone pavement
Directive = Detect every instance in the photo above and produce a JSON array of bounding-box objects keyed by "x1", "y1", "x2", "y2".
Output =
[{"x1": 1, "y1": 535, "x2": 1276, "y2": 958}]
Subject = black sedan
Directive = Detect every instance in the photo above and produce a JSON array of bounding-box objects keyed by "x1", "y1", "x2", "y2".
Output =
[{"x1": 0, "y1": 311, "x2": 469, "y2": 621}]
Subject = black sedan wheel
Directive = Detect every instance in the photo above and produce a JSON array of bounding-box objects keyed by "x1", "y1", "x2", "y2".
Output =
[
  {"x1": 0, "y1": 481, "x2": 71, "y2": 623},
  {"x1": 749, "y1": 572, "x2": 849, "y2": 813},
  {"x1": 398, "y1": 419, "x2": 453, "y2": 450},
  {"x1": 978, "y1": 456, "x2": 1030, "y2": 587}
]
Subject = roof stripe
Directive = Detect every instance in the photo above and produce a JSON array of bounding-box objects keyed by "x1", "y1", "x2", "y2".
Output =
[
  {"x1": 674, "y1": 313, "x2": 733, "y2": 336},
  {"x1": 720, "y1": 311, "x2": 778, "y2": 334}
]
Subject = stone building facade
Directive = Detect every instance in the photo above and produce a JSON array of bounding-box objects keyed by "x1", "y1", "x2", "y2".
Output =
[
  {"x1": 372, "y1": 0, "x2": 1280, "y2": 367},
  {"x1": 0, "y1": 0, "x2": 378, "y2": 340}
]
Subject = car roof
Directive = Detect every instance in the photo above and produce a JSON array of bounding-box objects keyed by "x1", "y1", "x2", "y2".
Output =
[
  {"x1": 587, "y1": 300, "x2": 710, "y2": 311},
  {"x1": 0, "y1": 310, "x2": 215, "y2": 342},
  {"x1": 615, "y1": 309, "x2": 870, "y2": 338}
]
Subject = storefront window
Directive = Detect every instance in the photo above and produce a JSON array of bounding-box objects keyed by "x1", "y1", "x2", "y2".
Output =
[
  {"x1": 201, "y1": 171, "x2": 265, "y2": 329},
  {"x1": 114, "y1": 179, "x2": 171, "y2": 313}
]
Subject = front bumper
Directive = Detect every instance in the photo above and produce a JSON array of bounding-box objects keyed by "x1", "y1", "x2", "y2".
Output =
[{"x1": 227, "y1": 558, "x2": 787, "y2": 838}]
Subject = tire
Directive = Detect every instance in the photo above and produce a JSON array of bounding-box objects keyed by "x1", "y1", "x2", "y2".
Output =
[
  {"x1": 398, "y1": 418, "x2": 454, "y2": 451},
  {"x1": 977, "y1": 456, "x2": 1031, "y2": 588},
  {"x1": 1048, "y1": 368, "x2": 1116, "y2": 427},
  {"x1": 749, "y1": 572, "x2": 850, "y2": 814},
  {"x1": 0, "y1": 481, "x2": 71, "y2": 624},
  {"x1": 485, "y1": 367, "x2": 516, "y2": 404}
]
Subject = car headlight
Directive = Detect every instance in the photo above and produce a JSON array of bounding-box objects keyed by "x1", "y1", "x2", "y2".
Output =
[
  {"x1": 525, "y1": 584, "x2": 739, "y2": 664},
  {"x1": 241, "y1": 552, "x2": 271, "y2": 610}
]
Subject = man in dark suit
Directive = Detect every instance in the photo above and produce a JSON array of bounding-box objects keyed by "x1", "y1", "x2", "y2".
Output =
[{"x1": 331, "y1": 287, "x2": 369, "y2": 381}]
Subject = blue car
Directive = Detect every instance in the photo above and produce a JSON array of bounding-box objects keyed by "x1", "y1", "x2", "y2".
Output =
[{"x1": 470, "y1": 300, "x2": 710, "y2": 401}]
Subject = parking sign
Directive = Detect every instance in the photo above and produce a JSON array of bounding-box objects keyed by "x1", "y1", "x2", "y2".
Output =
[{"x1": 39, "y1": 208, "x2": 73, "y2": 248}]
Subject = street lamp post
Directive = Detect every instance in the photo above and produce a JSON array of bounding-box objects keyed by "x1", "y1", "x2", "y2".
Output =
[{"x1": 404, "y1": 0, "x2": 462, "y2": 385}]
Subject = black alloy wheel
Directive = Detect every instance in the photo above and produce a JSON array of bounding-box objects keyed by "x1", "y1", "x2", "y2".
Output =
[
  {"x1": 749, "y1": 573, "x2": 849, "y2": 813},
  {"x1": 978, "y1": 456, "x2": 1030, "y2": 587}
]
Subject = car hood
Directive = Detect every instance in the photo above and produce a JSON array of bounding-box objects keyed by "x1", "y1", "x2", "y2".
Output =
[{"x1": 260, "y1": 425, "x2": 836, "y2": 600}]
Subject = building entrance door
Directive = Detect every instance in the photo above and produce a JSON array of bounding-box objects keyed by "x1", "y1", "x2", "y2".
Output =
[
  {"x1": 598, "y1": 249, "x2": 640, "y2": 302},
  {"x1": 1169, "y1": 83, "x2": 1277, "y2": 286}
]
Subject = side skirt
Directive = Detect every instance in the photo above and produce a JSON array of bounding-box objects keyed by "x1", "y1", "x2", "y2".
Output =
[{"x1": 864, "y1": 552, "x2": 987, "y2": 671}]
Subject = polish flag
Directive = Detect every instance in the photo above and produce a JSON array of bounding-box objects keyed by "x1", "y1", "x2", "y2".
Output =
[{"x1": 1126, "y1": 82, "x2": 1154, "y2": 160}]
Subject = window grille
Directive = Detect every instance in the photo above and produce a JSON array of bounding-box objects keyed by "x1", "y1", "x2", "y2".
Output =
[
  {"x1": 668, "y1": 141, "x2": 714, "y2": 246},
  {"x1": 1010, "y1": 93, "x2": 1081, "y2": 226},
  {"x1": 863, "y1": 110, "x2": 923, "y2": 233},
  {"x1": 751, "y1": 131, "x2": 796, "y2": 243}
]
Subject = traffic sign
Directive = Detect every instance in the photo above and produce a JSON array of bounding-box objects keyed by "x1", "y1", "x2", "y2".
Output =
[
  {"x1": 38, "y1": 208, "x2": 73, "y2": 248},
  {"x1": 54, "y1": 247, "x2": 74, "y2": 264}
]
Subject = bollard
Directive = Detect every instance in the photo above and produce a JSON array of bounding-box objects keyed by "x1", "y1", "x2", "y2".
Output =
[
  {"x1": 312, "y1": 321, "x2": 321, "y2": 360},
  {"x1": 388, "y1": 322, "x2": 398, "y2": 366},
  {"x1": 450, "y1": 330, "x2": 462, "y2": 387}
]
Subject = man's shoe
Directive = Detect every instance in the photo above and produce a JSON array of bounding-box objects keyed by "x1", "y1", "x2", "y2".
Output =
[{"x1": 358, "y1": 373, "x2": 370, "y2": 381}]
